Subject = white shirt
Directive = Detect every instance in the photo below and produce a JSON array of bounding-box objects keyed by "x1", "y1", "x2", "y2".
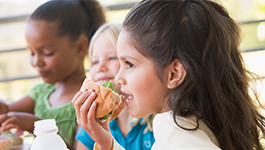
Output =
[
  {"x1": 99, "y1": 112, "x2": 221, "y2": 150},
  {"x1": 152, "y1": 112, "x2": 220, "y2": 150}
]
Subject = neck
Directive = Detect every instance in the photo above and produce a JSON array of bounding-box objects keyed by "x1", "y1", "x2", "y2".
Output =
[
  {"x1": 55, "y1": 72, "x2": 86, "y2": 94},
  {"x1": 116, "y1": 106, "x2": 132, "y2": 138},
  {"x1": 48, "y1": 71, "x2": 86, "y2": 107}
]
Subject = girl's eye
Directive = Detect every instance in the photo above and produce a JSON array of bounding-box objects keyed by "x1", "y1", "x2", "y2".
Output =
[
  {"x1": 30, "y1": 52, "x2": 35, "y2": 56},
  {"x1": 92, "y1": 60, "x2": 99, "y2": 65},
  {"x1": 44, "y1": 52, "x2": 54, "y2": 56},
  {"x1": 109, "y1": 57, "x2": 117, "y2": 60},
  {"x1": 125, "y1": 60, "x2": 134, "y2": 69}
]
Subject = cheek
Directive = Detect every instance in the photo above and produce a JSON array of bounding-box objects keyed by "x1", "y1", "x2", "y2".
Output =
[
  {"x1": 51, "y1": 57, "x2": 76, "y2": 76},
  {"x1": 89, "y1": 66, "x2": 97, "y2": 80},
  {"x1": 49, "y1": 58, "x2": 62, "y2": 69},
  {"x1": 130, "y1": 76, "x2": 148, "y2": 98},
  {"x1": 131, "y1": 72, "x2": 160, "y2": 103},
  {"x1": 110, "y1": 61, "x2": 121, "y2": 74}
]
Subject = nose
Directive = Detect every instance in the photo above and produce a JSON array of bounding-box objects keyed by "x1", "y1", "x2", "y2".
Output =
[
  {"x1": 31, "y1": 54, "x2": 44, "y2": 67},
  {"x1": 115, "y1": 68, "x2": 126, "y2": 86},
  {"x1": 96, "y1": 59, "x2": 108, "y2": 73}
]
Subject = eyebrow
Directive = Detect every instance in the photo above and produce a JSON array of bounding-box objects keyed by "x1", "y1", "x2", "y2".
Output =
[
  {"x1": 27, "y1": 44, "x2": 55, "y2": 51},
  {"x1": 39, "y1": 45, "x2": 54, "y2": 49},
  {"x1": 119, "y1": 56, "x2": 139, "y2": 61}
]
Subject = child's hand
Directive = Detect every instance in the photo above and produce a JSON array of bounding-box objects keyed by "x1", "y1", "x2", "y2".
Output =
[
  {"x1": 72, "y1": 89, "x2": 113, "y2": 150},
  {"x1": 0, "y1": 99, "x2": 8, "y2": 115},
  {"x1": 0, "y1": 112, "x2": 40, "y2": 133}
]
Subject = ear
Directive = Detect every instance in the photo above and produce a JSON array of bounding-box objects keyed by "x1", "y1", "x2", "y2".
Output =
[
  {"x1": 166, "y1": 59, "x2": 186, "y2": 89},
  {"x1": 76, "y1": 36, "x2": 89, "y2": 57}
]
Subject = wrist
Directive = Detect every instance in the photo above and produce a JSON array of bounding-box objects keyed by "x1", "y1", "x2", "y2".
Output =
[
  {"x1": 6, "y1": 104, "x2": 9, "y2": 113},
  {"x1": 96, "y1": 138, "x2": 113, "y2": 150}
]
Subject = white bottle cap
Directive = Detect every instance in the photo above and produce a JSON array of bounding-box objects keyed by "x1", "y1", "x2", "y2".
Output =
[{"x1": 33, "y1": 119, "x2": 58, "y2": 135}]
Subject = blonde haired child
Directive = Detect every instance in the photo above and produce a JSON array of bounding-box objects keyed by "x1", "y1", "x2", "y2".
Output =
[{"x1": 75, "y1": 22, "x2": 155, "y2": 150}]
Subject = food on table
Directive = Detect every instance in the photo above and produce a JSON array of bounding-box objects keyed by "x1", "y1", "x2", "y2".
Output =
[{"x1": 0, "y1": 130, "x2": 23, "y2": 148}]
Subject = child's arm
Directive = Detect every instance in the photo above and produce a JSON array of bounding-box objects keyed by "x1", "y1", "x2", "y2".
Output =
[
  {"x1": 0, "y1": 95, "x2": 35, "y2": 115},
  {"x1": 8, "y1": 95, "x2": 35, "y2": 114},
  {"x1": 0, "y1": 112, "x2": 40, "y2": 133},
  {"x1": 72, "y1": 90, "x2": 113, "y2": 150},
  {"x1": 75, "y1": 125, "x2": 96, "y2": 150},
  {"x1": 0, "y1": 96, "x2": 37, "y2": 133},
  {"x1": 0, "y1": 99, "x2": 8, "y2": 114},
  {"x1": 94, "y1": 139, "x2": 125, "y2": 150},
  {"x1": 76, "y1": 141, "x2": 91, "y2": 150}
]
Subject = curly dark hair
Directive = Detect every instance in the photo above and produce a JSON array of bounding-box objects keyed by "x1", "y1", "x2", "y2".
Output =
[{"x1": 30, "y1": 0, "x2": 106, "y2": 42}]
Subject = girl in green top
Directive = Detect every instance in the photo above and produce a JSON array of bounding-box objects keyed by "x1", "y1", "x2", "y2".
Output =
[{"x1": 0, "y1": 0, "x2": 105, "y2": 149}]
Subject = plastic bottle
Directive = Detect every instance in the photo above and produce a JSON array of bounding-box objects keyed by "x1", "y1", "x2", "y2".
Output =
[{"x1": 30, "y1": 119, "x2": 69, "y2": 150}]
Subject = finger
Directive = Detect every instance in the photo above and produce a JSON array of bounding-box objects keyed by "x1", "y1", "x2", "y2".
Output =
[
  {"x1": 87, "y1": 101, "x2": 97, "y2": 124},
  {"x1": 0, "y1": 114, "x2": 8, "y2": 124},
  {"x1": 80, "y1": 92, "x2": 97, "y2": 126},
  {"x1": 1, "y1": 116, "x2": 17, "y2": 126},
  {"x1": 0, "y1": 123, "x2": 16, "y2": 132},
  {"x1": 73, "y1": 90, "x2": 93, "y2": 124},
  {"x1": 72, "y1": 91, "x2": 83, "y2": 124},
  {"x1": 87, "y1": 101, "x2": 113, "y2": 147},
  {"x1": 84, "y1": 101, "x2": 98, "y2": 133},
  {"x1": 0, "y1": 117, "x2": 18, "y2": 132},
  {"x1": 0, "y1": 123, "x2": 22, "y2": 132},
  {"x1": 74, "y1": 89, "x2": 94, "y2": 108},
  {"x1": 72, "y1": 91, "x2": 82, "y2": 106},
  {"x1": 72, "y1": 88, "x2": 92, "y2": 105}
]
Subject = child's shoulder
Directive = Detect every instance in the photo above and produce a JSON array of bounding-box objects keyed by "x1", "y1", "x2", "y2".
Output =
[
  {"x1": 28, "y1": 83, "x2": 55, "y2": 99},
  {"x1": 31, "y1": 83, "x2": 55, "y2": 90},
  {"x1": 153, "y1": 112, "x2": 220, "y2": 149}
]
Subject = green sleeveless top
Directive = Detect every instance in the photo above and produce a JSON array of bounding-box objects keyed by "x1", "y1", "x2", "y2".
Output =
[{"x1": 28, "y1": 83, "x2": 77, "y2": 147}]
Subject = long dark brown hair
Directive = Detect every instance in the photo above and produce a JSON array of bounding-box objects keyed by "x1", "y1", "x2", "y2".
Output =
[
  {"x1": 123, "y1": 0, "x2": 265, "y2": 149},
  {"x1": 30, "y1": 0, "x2": 106, "y2": 42}
]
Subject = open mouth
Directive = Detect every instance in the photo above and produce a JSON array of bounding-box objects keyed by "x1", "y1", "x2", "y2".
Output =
[{"x1": 125, "y1": 95, "x2": 133, "y2": 106}]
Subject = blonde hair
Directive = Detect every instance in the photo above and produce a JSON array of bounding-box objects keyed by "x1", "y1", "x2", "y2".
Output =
[
  {"x1": 132, "y1": 114, "x2": 155, "y2": 133},
  {"x1": 89, "y1": 22, "x2": 154, "y2": 133},
  {"x1": 88, "y1": 22, "x2": 121, "y2": 66}
]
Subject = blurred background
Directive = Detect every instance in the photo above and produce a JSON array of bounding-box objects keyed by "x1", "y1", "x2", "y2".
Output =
[{"x1": 0, "y1": 0, "x2": 264, "y2": 106}]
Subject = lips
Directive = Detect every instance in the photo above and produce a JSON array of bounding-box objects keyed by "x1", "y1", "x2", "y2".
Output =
[
  {"x1": 125, "y1": 95, "x2": 133, "y2": 106},
  {"x1": 127, "y1": 95, "x2": 133, "y2": 101},
  {"x1": 96, "y1": 77, "x2": 113, "y2": 83},
  {"x1": 121, "y1": 89, "x2": 133, "y2": 106},
  {"x1": 38, "y1": 71, "x2": 49, "y2": 77}
]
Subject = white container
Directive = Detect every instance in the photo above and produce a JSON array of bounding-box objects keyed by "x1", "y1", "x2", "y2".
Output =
[{"x1": 30, "y1": 119, "x2": 69, "y2": 150}]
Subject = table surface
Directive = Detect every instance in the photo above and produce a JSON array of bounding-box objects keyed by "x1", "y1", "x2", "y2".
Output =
[
  {"x1": 10, "y1": 133, "x2": 34, "y2": 150},
  {"x1": 0, "y1": 131, "x2": 33, "y2": 150},
  {"x1": 10, "y1": 143, "x2": 31, "y2": 150}
]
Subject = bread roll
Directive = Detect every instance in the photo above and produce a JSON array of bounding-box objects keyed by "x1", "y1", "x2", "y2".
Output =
[{"x1": 80, "y1": 79, "x2": 125, "y2": 122}]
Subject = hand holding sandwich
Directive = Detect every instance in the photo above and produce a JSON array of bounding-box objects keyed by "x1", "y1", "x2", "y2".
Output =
[{"x1": 72, "y1": 78, "x2": 125, "y2": 150}]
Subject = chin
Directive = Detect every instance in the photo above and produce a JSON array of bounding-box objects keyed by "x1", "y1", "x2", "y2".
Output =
[
  {"x1": 129, "y1": 111, "x2": 146, "y2": 118},
  {"x1": 42, "y1": 79, "x2": 55, "y2": 84}
]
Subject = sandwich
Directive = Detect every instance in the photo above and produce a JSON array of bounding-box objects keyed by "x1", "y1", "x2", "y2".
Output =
[
  {"x1": 0, "y1": 139, "x2": 12, "y2": 150},
  {"x1": 0, "y1": 130, "x2": 23, "y2": 150},
  {"x1": 80, "y1": 78, "x2": 125, "y2": 122}
]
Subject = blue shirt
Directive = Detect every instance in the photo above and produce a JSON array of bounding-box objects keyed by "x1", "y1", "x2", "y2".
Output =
[{"x1": 76, "y1": 118, "x2": 155, "y2": 150}]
